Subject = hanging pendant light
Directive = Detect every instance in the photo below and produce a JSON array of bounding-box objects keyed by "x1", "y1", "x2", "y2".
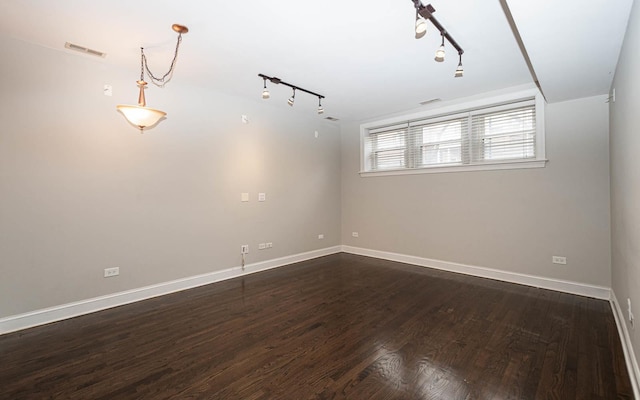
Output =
[
  {"x1": 116, "y1": 80, "x2": 166, "y2": 131},
  {"x1": 116, "y1": 24, "x2": 188, "y2": 132}
]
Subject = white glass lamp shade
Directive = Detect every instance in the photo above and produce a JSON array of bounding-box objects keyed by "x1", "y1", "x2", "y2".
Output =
[{"x1": 116, "y1": 104, "x2": 166, "y2": 130}]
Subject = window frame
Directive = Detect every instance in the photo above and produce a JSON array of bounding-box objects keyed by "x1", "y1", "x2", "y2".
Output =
[{"x1": 360, "y1": 89, "x2": 546, "y2": 177}]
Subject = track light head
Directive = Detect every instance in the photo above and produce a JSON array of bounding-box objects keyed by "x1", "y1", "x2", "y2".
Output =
[
  {"x1": 415, "y1": 11, "x2": 426, "y2": 39},
  {"x1": 262, "y1": 78, "x2": 270, "y2": 99},
  {"x1": 455, "y1": 54, "x2": 464, "y2": 77},
  {"x1": 434, "y1": 45, "x2": 445, "y2": 62},
  {"x1": 455, "y1": 64, "x2": 463, "y2": 77},
  {"x1": 435, "y1": 34, "x2": 445, "y2": 62},
  {"x1": 288, "y1": 88, "x2": 296, "y2": 106},
  {"x1": 317, "y1": 97, "x2": 324, "y2": 114}
]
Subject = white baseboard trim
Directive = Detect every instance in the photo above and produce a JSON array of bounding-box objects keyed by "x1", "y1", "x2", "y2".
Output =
[
  {"x1": 341, "y1": 246, "x2": 611, "y2": 300},
  {"x1": 0, "y1": 246, "x2": 342, "y2": 335},
  {"x1": 611, "y1": 291, "x2": 640, "y2": 398}
]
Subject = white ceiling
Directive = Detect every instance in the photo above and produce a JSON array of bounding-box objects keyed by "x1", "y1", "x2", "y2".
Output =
[{"x1": 0, "y1": 0, "x2": 633, "y2": 121}]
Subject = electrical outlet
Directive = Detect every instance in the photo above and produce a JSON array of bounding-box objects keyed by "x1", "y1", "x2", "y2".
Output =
[
  {"x1": 352, "y1": 232, "x2": 359, "y2": 238},
  {"x1": 258, "y1": 193, "x2": 266, "y2": 202},
  {"x1": 552, "y1": 256, "x2": 567, "y2": 265},
  {"x1": 266, "y1": 242, "x2": 273, "y2": 248},
  {"x1": 318, "y1": 234, "x2": 324, "y2": 239},
  {"x1": 241, "y1": 245, "x2": 249, "y2": 254},
  {"x1": 258, "y1": 243, "x2": 266, "y2": 250},
  {"x1": 104, "y1": 267, "x2": 119, "y2": 278}
]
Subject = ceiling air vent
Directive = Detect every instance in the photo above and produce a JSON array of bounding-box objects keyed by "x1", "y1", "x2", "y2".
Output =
[
  {"x1": 324, "y1": 117, "x2": 339, "y2": 122},
  {"x1": 64, "y1": 42, "x2": 106, "y2": 58},
  {"x1": 419, "y1": 98, "x2": 442, "y2": 106}
]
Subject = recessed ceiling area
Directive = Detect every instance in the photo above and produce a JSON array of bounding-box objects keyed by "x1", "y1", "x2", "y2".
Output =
[{"x1": 0, "y1": 0, "x2": 632, "y2": 121}]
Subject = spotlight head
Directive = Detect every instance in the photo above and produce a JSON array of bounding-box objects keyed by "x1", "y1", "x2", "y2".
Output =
[
  {"x1": 415, "y1": 18, "x2": 426, "y2": 39},
  {"x1": 455, "y1": 64, "x2": 464, "y2": 78},
  {"x1": 318, "y1": 106, "x2": 324, "y2": 115},
  {"x1": 288, "y1": 88, "x2": 296, "y2": 106},
  {"x1": 261, "y1": 77, "x2": 270, "y2": 99},
  {"x1": 455, "y1": 53, "x2": 464, "y2": 77},
  {"x1": 434, "y1": 45, "x2": 445, "y2": 62}
]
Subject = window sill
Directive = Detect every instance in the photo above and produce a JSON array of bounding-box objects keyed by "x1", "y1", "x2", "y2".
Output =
[{"x1": 359, "y1": 159, "x2": 548, "y2": 177}]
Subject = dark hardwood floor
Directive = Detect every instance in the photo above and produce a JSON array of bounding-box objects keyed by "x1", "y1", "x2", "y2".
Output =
[{"x1": 0, "y1": 253, "x2": 633, "y2": 399}]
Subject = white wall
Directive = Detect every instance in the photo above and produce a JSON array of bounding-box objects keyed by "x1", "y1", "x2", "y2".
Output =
[
  {"x1": 0, "y1": 36, "x2": 342, "y2": 318},
  {"x1": 341, "y1": 94, "x2": 611, "y2": 288},
  {"x1": 610, "y1": 0, "x2": 640, "y2": 381}
]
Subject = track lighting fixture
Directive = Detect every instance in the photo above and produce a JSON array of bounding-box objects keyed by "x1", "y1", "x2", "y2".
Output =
[
  {"x1": 262, "y1": 77, "x2": 270, "y2": 99},
  {"x1": 434, "y1": 33, "x2": 445, "y2": 62},
  {"x1": 116, "y1": 24, "x2": 188, "y2": 132},
  {"x1": 411, "y1": 1, "x2": 464, "y2": 76},
  {"x1": 455, "y1": 53, "x2": 464, "y2": 77},
  {"x1": 258, "y1": 74, "x2": 325, "y2": 114},
  {"x1": 415, "y1": 10, "x2": 427, "y2": 39},
  {"x1": 288, "y1": 88, "x2": 296, "y2": 106}
]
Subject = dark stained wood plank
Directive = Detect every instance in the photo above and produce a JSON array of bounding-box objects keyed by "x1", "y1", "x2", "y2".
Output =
[{"x1": 0, "y1": 253, "x2": 634, "y2": 399}]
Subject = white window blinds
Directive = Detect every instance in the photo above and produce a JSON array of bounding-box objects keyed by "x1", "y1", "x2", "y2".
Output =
[
  {"x1": 367, "y1": 124, "x2": 408, "y2": 171},
  {"x1": 364, "y1": 98, "x2": 539, "y2": 172},
  {"x1": 470, "y1": 104, "x2": 536, "y2": 162}
]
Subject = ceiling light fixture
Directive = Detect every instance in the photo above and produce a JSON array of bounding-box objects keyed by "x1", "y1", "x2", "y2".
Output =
[
  {"x1": 116, "y1": 24, "x2": 188, "y2": 132},
  {"x1": 258, "y1": 74, "x2": 325, "y2": 114},
  {"x1": 415, "y1": 10, "x2": 427, "y2": 39},
  {"x1": 411, "y1": 1, "x2": 464, "y2": 76},
  {"x1": 434, "y1": 33, "x2": 445, "y2": 62},
  {"x1": 288, "y1": 88, "x2": 296, "y2": 106},
  {"x1": 455, "y1": 53, "x2": 464, "y2": 77},
  {"x1": 262, "y1": 77, "x2": 270, "y2": 99}
]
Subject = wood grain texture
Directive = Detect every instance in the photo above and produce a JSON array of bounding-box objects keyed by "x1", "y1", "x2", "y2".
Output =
[{"x1": 0, "y1": 253, "x2": 633, "y2": 399}]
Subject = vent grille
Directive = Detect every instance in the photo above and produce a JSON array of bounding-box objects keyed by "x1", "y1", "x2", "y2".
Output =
[
  {"x1": 64, "y1": 42, "x2": 106, "y2": 58},
  {"x1": 325, "y1": 117, "x2": 339, "y2": 122},
  {"x1": 419, "y1": 98, "x2": 442, "y2": 106}
]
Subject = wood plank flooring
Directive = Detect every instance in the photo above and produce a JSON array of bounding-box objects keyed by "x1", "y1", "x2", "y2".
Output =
[{"x1": 0, "y1": 253, "x2": 633, "y2": 399}]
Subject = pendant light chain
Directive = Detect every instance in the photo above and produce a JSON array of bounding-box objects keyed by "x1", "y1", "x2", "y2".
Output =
[{"x1": 140, "y1": 32, "x2": 184, "y2": 88}]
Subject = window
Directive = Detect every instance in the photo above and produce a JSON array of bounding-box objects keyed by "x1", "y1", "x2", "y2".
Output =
[{"x1": 361, "y1": 90, "x2": 546, "y2": 176}]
